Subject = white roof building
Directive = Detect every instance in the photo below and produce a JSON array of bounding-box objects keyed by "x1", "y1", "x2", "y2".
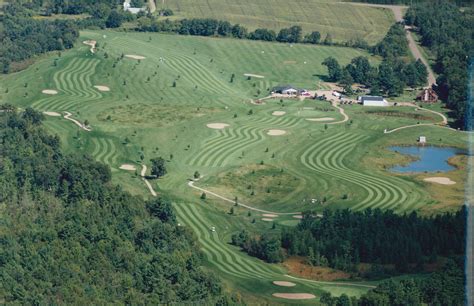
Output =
[{"x1": 359, "y1": 95, "x2": 388, "y2": 107}]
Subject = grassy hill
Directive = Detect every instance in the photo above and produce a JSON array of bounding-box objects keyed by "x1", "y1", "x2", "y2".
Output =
[
  {"x1": 0, "y1": 31, "x2": 466, "y2": 303},
  {"x1": 159, "y1": 0, "x2": 395, "y2": 44}
]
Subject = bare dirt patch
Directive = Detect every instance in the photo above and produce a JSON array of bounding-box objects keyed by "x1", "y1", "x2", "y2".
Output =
[
  {"x1": 267, "y1": 129, "x2": 287, "y2": 136},
  {"x1": 263, "y1": 214, "x2": 278, "y2": 218},
  {"x1": 306, "y1": 117, "x2": 335, "y2": 122},
  {"x1": 272, "y1": 111, "x2": 286, "y2": 116},
  {"x1": 272, "y1": 293, "x2": 316, "y2": 300},
  {"x1": 43, "y1": 111, "x2": 61, "y2": 117},
  {"x1": 94, "y1": 85, "x2": 110, "y2": 92},
  {"x1": 262, "y1": 218, "x2": 274, "y2": 222},
  {"x1": 424, "y1": 177, "x2": 456, "y2": 185},
  {"x1": 42, "y1": 89, "x2": 58, "y2": 95},
  {"x1": 283, "y1": 256, "x2": 351, "y2": 281},
  {"x1": 125, "y1": 54, "x2": 146, "y2": 60},
  {"x1": 207, "y1": 123, "x2": 229, "y2": 129},
  {"x1": 119, "y1": 164, "x2": 136, "y2": 171},
  {"x1": 273, "y1": 281, "x2": 296, "y2": 287},
  {"x1": 244, "y1": 73, "x2": 264, "y2": 78}
]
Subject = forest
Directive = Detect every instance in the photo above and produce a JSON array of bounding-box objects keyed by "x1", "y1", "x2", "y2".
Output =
[
  {"x1": 404, "y1": 1, "x2": 474, "y2": 128},
  {"x1": 0, "y1": 106, "x2": 239, "y2": 305}
]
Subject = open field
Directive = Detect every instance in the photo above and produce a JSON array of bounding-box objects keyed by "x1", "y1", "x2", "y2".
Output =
[
  {"x1": 0, "y1": 30, "x2": 467, "y2": 301},
  {"x1": 159, "y1": 0, "x2": 395, "y2": 44}
]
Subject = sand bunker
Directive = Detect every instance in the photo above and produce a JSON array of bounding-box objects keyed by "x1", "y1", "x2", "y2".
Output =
[
  {"x1": 272, "y1": 293, "x2": 316, "y2": 300},
  {"x1": 272, "y1": 111, "x2": 286, "y2": 116},
  {"x1": 262, "y1": 218, "x2": 274, "y2": 222},
  {"x1": 263, "y1": 214, "x2": 278, "y2": 218},
  {"x1": 306, "y1": 118, "x2": 335, "y2": 122},
  {"x1": 119, "y1": 164, "x2": 136, "y2": 171},
  {"x1": 83, "y1": 40, "x2": 96, "y2": 53},
  {"x1": 43, "y1": 111, "x2": 61, "y2": 117},
  {"x1": 207, "y1": 123, "x2": 229, "y2": 129},
  {"x1": 244, "y1": 73, "x2": 264, "y2": 78},
  {"x1": 125, "y1": 54, "x2": 146, "y2": 60},
  {"x1": 293, "y1": 215, "x2": 303, "y2": 219},
  {"x1": 42, "y1": 89, "x2": 58, "y2": 95},
  {"x1": 273, "y1": 281, "x2": 296, "y2": 287},
  {"x1": 94, "y1": 85, "x2": 110, "y2": 92},
  {"x1": 267, "y1": 129, "x2": 287, "y2": 136},
  {"x1": 424, "y1": 177, "x2": 456, "y2": 185}
]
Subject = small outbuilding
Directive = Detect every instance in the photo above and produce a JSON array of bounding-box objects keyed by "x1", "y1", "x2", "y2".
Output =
[
  {"x1": 358, "y1": 95, "x2": 389, "y2": 107},
  {"x1": 417, "y1": 88, "x2": 438, "y2": 103},
  {"x1": 418, "y1": 136, "x2": 426, "y2": 144},
  {"x1": 123, "y1": 1, "x2": 145, "y2": 14}
]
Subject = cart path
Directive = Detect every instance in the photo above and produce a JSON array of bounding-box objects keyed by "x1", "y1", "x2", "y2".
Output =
[
  {"x1": 141, "y1": 164, "x2": 157, "y2": 196},
  {"x1": 328, "y1": 101, "x2": 349, "y2": 125},
  {"x1": 63, "y1": 112, "x2": 91, "y2": 131},
  {"x1": 384, "y1": 105, "x2": 447, "y2": 134},
  {"x1": 187, "y1": 180, "x2": 302, "y2": 215}
]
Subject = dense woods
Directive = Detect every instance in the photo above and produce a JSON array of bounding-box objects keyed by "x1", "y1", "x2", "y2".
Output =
[
  {"x1": 232, "y1": 208, "x2": 465, "y2": 276},
  {"x1": 0, "y1": 4, "x2": 79, "y2": 73},
  {"x1": 404, "y1": 1, "x2": 474, "y2": 128},
  {"x1": 321, "y1": 257, "x2": 465, "y2": 306},
  {"x1": 0, "y1": 107, "x2": 237, "y2": 304}
]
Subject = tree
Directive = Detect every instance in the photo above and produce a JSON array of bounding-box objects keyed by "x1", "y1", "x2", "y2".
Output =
[
  {"x1": 201, "y1": 192, "x2": 206, "y2": 200},
  {"x1": 150, "y1": 157, "x2": 167, "y2": 178},
  {"x1": 322, "y1": 57, "x2": 342, "y2": 82},
  {"x1": 106, "y1": 10, "x2": 123, "y2": 28},
  {"x1": 146, "y1": 197, "x2": 176, "y2": 223},
  {"x1": 229, "y1": 207, "x2": 234, "y2": 215},
  {"x1": 304, "y1": 31, "x2": 321, "y2": 44},
  {"x1": 193, "y1": 171, "x2": 200, "y2": 179},
  {"x1": 323, "y1": 33, "x2": 333, "y2": 45}
]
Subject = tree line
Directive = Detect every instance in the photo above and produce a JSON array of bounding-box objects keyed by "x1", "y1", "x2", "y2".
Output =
[
  {"x1": 322, "y1": 23, "x2": 428, "y2": 96},
  {"x1": 136, "y1": 16, "x2": 370, "y2": 49},
  {"x1": 231, "y1": 208, "x2": 465, "y2": 275},
  {"x1": 404, "y1": 1, "x2": 474, "y2": 128},
  {"x1": 0, "y1": 106, "x2": 242, "y2": 305}
]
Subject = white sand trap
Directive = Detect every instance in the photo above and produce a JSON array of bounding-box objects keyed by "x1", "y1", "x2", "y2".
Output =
[
  {"x1": 43, "y1": 111, "x2": 61, "y2": 117},
  {"x1": 272, "y1": 293, "x2": 316, "y2": 300},
  {"x1": 293, "y1": 215, "x2": 303, "y2": 219},
  {"x1": 262, "y1": 218, "x2": 274, "y2": 222},
  {"x1": 83, "y1": 40, "x2": 96, "y2": 53},
  {"x1": 267, "y1": 129, "x2": 287, "y2": 136},
  {"x1": 306, "y1": 117, "x2": 335, "y2": 122},
  {"x1": 263, "y1": 214, "x2": 278, "y2": 218},
  {"x1": 273, "y1": 281, "x2": 296, "y2": 287},
  {"x1": 424, "y1": 177, "x2": 456, "y2": 185},
  {"x1": 207, "y1": 123, "x2": 229, "y2": 129},
  {"x1": 119, "y1": 164, "x2": 136, "y2": 171},
  {"x1": 42, "y1": 89, "x2": 58, "y2": 95},
  {"x1": 244, "y1": 73, "x2": 264, "y2": 78},
  {"x1": 125, "y1": 54, "x2": 146, "y2": 60},
  {"x1": 272, "y1": 111, "x2": 286, "y2": 116},
  {"x1": 94, "y1": 85, "x2": 110, "y2": 92}
]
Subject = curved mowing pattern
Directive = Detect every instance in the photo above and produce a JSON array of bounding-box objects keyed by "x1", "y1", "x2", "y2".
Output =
[
  {"x1": 31, "y1": 58, "x2": 101, "y2": 111},
  {"x1": 299, "y1": 132, "x2": 425, "y2": 212},
  {"x1": 90, "y1": 137, "x2": 118, "y2": 167},
  {"x1": 187, "y1": 116, "x2": 301, "y2": 167},
  {"x1": 173, "y1": 203, "x2": 280, "y2": 279}
]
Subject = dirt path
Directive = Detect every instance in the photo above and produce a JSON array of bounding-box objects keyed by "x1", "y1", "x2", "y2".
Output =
[
  {"x1": 187, "y1": 181, "x2": 301, "y2": 215},
  {"x1": 345, "y1": 2, "x2": 436, "y2": 87},
  {"x1": 141, "y1": 165, "x2": 157, "y2": 196},
  {"x1": 148, "y1": 0, "x2": 156, "y2": 13},
  {"x1": 63, "y1": 112, "x2": 91, "y2": 131}
]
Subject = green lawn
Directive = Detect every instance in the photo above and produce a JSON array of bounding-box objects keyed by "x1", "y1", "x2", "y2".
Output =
[
  {"x1": 0, "y1": 30, "x2": 467, "y2": 302},
  {"x1": 159, "y1": 0, "x2": 395, "y2": 44}
]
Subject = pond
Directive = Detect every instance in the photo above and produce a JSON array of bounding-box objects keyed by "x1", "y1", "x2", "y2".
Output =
[{"x1": 389, "y1": 146, "x2": 464, "y2": 173}]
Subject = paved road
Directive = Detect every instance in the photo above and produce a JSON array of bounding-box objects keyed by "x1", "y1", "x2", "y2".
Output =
[{"x1": 344, "y1": 2, "x2": 436, "y2": 87}]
